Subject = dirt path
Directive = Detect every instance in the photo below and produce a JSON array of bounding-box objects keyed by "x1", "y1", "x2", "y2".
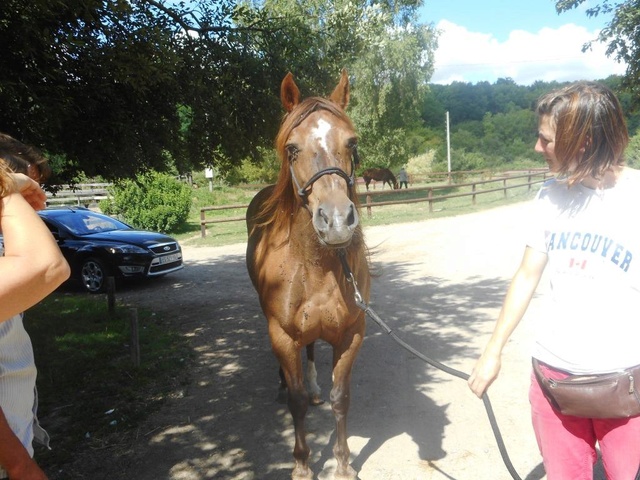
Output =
[{"x1": 52, "y1": 203, "x2": 607, "y2": 480}]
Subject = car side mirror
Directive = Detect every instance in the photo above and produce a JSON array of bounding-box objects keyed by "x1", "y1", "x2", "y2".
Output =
[{"x1": 51, "y1": 230, "x2": 68, "y2": 242}]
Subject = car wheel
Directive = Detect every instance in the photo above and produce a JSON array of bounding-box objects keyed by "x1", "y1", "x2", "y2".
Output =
[{"x1": 80, "y1": 257, "x2": 109, "y2": 293}]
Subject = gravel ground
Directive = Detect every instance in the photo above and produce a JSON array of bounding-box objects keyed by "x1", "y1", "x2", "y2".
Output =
[{"x1": 55, "y1": 202, "x2": 610, "y2": 480}]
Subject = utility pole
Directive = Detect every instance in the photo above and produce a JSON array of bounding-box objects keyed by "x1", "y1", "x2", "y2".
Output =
[{"x1": 446, "y1": 111, "x2": 451, "y2": 184}]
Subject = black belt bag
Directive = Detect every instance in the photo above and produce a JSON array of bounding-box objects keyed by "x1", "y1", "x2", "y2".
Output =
[{"x1": 533, "y1": 358, "x2": 640, "y2": 419}]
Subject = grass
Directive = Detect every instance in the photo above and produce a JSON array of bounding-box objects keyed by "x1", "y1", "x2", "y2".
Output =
[
  {"x1": 176, "y1": 174, "x2": 543, "y2": 247},
  {"x1": 172, "y1": 183, "x2": 259, "y2": 246},
  {"x1": 25, "y1": 293, "x2": 192, "y2": 473}
]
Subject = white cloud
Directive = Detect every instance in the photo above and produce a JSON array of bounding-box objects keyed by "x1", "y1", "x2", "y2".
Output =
[{"x1": 431, "y1": 20, "x2": 626, "y2": 85}]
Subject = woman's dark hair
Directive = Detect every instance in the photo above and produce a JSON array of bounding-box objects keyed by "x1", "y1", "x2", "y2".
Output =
[{"x1": 0, "y1": 133, "x2": 51, "y2": 183}]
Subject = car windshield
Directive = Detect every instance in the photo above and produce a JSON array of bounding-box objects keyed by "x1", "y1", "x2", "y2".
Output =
[{"x1": 56, "y1": 211, "x2": 131, "y2": 236}]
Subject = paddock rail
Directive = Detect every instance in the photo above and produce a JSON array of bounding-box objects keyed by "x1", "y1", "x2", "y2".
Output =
[
  {"x1": 198, "y1": 170, "x2": 551, "y2": 238},
  {"x1": 361, "y1": 170, "x2": 551, "y2": 218},
  {"x1": 46, "y1": 183, "x2": 111, "y2": 207}
]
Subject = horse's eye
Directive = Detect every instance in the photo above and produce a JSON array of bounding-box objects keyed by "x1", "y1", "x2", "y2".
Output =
[
  {"x1": 286, "y1": 145, "x2": 299, "y2": 162},
  {"x1": 348, "y1": 141, "x2": 360, "y2": 166}
]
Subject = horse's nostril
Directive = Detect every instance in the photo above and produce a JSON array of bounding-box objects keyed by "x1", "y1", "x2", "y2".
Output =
[
  {"x1": 315, "y1": 207, "x2": 330, "y2": 231},
  {"x1": 347, "y1": 204, "x2": 356, "y2": 227},
  {"x1": 319, "y1": 208, "x2": 329, "y2": 224}
]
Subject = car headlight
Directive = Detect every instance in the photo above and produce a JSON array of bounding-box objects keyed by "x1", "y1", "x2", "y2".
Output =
[{"x1": 106, "y1": 245, "x2": 148, "y2": 254}]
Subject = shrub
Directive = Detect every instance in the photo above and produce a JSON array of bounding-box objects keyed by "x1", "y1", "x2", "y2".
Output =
[
  {"x1": 100, "y1": 172, "x2": 191, "y2": 233},
  {"x1": 226, "y1": 147, "x2": 280, "y2": 185},
  {"x1": 406, "y1": 150, "x2": 436, "y2": 176}
]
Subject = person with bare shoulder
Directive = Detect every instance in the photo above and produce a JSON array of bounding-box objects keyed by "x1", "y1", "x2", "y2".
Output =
[{"x1": 0, "y1": 162, "x2": 70, "y2": 479}]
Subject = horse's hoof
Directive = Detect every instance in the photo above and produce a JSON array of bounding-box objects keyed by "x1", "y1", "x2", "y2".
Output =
[
  {"x1": 291, "y1": 465, "x2": 314, "y2": 480},
  {"x1": 309, "y1": 394, "x2": 325, "y2": 406},
  {"x1": 333, "y1": 465, "x2": 357, "y2": 480}
]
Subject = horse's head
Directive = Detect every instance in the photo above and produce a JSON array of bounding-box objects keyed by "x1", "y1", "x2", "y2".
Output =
[{"x1": 276, "y1": 69, "x2": 360, "y2": 247}]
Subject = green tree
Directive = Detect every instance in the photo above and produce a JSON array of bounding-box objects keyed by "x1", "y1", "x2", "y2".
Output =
[
  {"x1": 429, "y1": 82, "x2": 488, "y2": 124},
  {"x1": 0, "y1": 0, "x2": 285, "y2": 183},
  {"x1": 556, "y1": 1, "x2": 640, "y2": 99},
  {"x1": 419, "y1": 75, "x2": 638, "y2": 172},
  {"x1": 0, "y1": 0, "x2": 436, "y2": 184},
  {"x1": 350, "y1": 15, "x2": 438, "y2": 169},
  {"x1": 246, "y1": 0, "x2": 437, "y2": 170}
]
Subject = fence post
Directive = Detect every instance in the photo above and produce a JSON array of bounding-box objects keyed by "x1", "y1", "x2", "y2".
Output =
[
  {"x1": 129, "y1": 308, "x2": 140, "y2": 368},
  {"x1": 366, "y1": 194, "x2": 372, "y2": 218},
  {"x1": 528, "y1": 174, "x2": 532, "y2": 191},
  {"x1": 428, "y1": 188, "x2": 434, "y2": 213},
  {"x1": 106, "y1": 277, "x2": 116, "y2": 319},
  {"x1": 503, "y1": 178, "x2": 508, "y2": 198},
  {"x1": 200, "y1": 209, "x2": 207, "y2": 238},
  {"x1": 472, "y1": 183, "x2": 477, "y2": 205}
]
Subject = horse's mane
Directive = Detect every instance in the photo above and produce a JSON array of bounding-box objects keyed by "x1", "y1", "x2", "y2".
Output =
[{"x1": 255, "y1": 96, "x2": 359, "y2": 232}]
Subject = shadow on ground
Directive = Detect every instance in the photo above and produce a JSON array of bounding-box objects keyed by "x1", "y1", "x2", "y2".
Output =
[{"x1": 46, "y1": 249, "x2": 610, "y2": 480}]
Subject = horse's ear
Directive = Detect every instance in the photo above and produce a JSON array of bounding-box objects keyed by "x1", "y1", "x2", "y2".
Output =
[
  {"x1": 329, "y1": 68, "x2": 350, "y2": 110},
  {"x1": 281, "y1": 72, "x2": 301, "y2": 113}
]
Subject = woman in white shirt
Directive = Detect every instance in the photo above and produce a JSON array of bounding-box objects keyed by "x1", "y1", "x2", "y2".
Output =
[{"x1": 468, "y1": 82, "x2": 640, "y2": 479}]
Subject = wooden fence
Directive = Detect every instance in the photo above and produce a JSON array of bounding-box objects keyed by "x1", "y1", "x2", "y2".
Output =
[
  {"x1": 199, "y1": 204, "x2": 249, "y2": 238},
  {"x1": 360, "y1": 170, "x2": 551, "y2": 217},
  {"x1": 46, "y1": 183, "x2": 111, "y2": 207},
  {"x1": 198, "y1": 169, "x2": 551, "y2": 238}
]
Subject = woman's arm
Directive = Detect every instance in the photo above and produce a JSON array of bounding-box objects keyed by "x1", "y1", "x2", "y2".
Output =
[
  {"x1": 0, "y1": 174, "x2": 70, "y2": 319},
  {"x1": 0, "y1": 406, "x2": 48, "y2": 479},
  {"x1": 468, "y1": 246, "x2": 548, "y2": 398}
]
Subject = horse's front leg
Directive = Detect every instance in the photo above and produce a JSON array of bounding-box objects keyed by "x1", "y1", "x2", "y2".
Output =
[
  {"x1": 278, "y1": 342, "x2": 323, "y2": 406},
  {"x1": 330, "y1": 321, "x2": 365, "y2": 480},
  {"x1": 288, "y1": 375, "x2": 313, "y2": 480},
  {"x1": 271, "y1": 327, "x2": 313, "y2": 480}
]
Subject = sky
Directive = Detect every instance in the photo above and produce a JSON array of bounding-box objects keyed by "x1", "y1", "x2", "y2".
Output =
[{"x1": 418, "y1": 0, "x2": 627, "y2": 85}]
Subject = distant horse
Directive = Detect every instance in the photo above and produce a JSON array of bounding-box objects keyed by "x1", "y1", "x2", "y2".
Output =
[
  {"x1": 362, "y1": 167, "x2": 399, "y2": 190},
  {"x1": 246, "y1": 69, "x2": 370, "y2": 480}
]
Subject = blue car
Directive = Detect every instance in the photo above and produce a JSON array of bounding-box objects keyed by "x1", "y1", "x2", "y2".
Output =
[{"x1": 38, "y1": 207, "x2": 183, "y2": 293}]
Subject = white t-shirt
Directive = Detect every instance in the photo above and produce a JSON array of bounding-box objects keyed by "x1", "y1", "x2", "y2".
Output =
[{"x1": 528, "y1": 170, "x2": 640, "y2": 374}]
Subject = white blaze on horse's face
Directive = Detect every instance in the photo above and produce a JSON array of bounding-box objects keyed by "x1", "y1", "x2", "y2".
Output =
[
  {"x1": 306, "y1": 116, "x2": 344, "y2": 191},
  {"x1": 311, "y1": 118, "x2": 332, "y2": 155}
]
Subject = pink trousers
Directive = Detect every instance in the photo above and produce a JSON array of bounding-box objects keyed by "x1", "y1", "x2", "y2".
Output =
[{"x1": 529, "y1": 364, "x2": 640, "y2": 480}]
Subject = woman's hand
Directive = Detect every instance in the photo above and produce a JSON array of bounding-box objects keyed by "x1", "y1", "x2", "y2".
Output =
[
  {"x1": 468, "y1": 350, "x2": 502, "y2": 398},
  {"x1": 9, "y1": 173, "x2": 47, "y2": 211}
]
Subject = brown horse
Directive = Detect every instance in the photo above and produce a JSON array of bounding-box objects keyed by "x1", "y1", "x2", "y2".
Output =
[
  {"x1": 246, "y1": 69, "x2": 370, "y2": 480},
  {"x1": 362, "y1": 167, "x2": 398, "y2": 190}
]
